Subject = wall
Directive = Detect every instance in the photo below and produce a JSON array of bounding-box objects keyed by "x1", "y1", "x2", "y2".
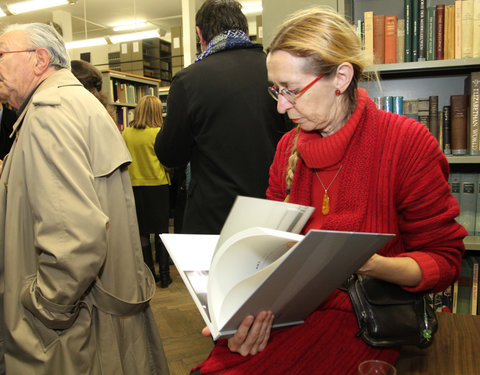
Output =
[{"x1": 262, "y1": 0, "x2": 352, "y2": 48}]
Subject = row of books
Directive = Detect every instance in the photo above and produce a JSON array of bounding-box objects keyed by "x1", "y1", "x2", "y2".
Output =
[
  {"x1": 430, "y1": 256, "x2": 480, "y2": 315},
  {"x1": 449, "y1": 172, "x2": 480, "y2": 235},
  {"x1": 373, "y1": 71, "x2": 480, "y2": 156},
  {"x1": 116, "y1": 106, "x2": 135, "y2": 132},
  {"x1": 360, "y1": 0, "x2": 480, "y2": 65},
  {"x1": 108, "y1": 79, "x2": 156, "y2": 105}
]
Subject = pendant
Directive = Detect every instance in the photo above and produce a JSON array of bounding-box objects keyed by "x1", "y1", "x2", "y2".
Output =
[{"x1": 322, "y1": 192, "x2": 330, "y2": 215}]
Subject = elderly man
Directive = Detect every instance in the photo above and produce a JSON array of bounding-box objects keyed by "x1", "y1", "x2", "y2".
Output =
[{"x1": 0, "y1": 24, "x2": 169, "y2": 374}]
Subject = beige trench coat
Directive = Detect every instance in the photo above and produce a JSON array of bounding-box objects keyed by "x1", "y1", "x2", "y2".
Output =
[{"x1": 0, "y1": 69, "x2": 169, "y2": 375}]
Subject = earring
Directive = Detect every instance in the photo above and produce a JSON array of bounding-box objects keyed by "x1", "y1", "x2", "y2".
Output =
[{"x1": 335, "y1": 89, "x2": 341, "y2": 96}]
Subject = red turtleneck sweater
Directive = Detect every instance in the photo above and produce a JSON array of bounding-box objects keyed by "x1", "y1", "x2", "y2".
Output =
[{"x1": 194, "y1": 88, "x2": 466, "y2": 375}]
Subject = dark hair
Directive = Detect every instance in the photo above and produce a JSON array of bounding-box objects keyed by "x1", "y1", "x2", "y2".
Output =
[
  {"x1": 196, "y1": 0, "x2": 248, "y2": 43},
  {"x1": 71, "y1": 59, "x2": 117, "y2": 122}
]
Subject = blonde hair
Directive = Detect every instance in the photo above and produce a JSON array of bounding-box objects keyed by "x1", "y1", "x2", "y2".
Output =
[
  {"x1": 130, "y1": 95, "x2": 164, "y2": 129},
  {"x1": 268, "y1": 7, "x2": 368, "y2": 202}
]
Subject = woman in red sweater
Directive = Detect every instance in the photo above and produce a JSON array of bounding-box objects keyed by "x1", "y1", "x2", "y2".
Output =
[{"x1": 192, "y1": 7, "x2": 467, "y2": 375}]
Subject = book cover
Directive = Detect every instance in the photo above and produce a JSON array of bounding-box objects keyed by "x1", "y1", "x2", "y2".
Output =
[
  {"x1": 412, "y1": 0, "x2": 419, "y2": 61},
  {"x1": 418, "y1": 111, "x2": 430, "y2": 131},
  {"x1": 477, "y1": 173, "x2": 480, "y2": 236},
  {"x1": 444, "y1": 4, "x2": 456, "y2": 60},
  {"x1": 384, "y1": 15, "x2": 397, "y2": 64},
  {"x1": 373, "y1": 14, "x2": 386, "y2": 64},
  {"x1": 466, "y1": 71, "x2": 480, "y2": 155},
  {"x1": 393, "y1": 96, "x2": 403, "y2": 115},
  {"x1": 426, "y1": 6, "x2": 436, "y2": 61},
  {"x1": 435, "y1": 4, "x2": 445, "y2": 60},
  {"x1": 459, "y1": 173, "x2": 478, "y2": 235},
  {"x1": 470, "y1": 257, "x2": 479, "y2": 315},
  {"x1": 418, "y1": 0, "x2": 427, "y2": 61},
  {"x1": 474, "y1": 0, "x2": 480, "y2": 57},
  {"x1": 161, "y1": 196, "x2": 394, "y2": 340},
  {"x1": 456, "y1": 0, "x2": 463, "y2": 59},
  {"x1": 450, "y1": 94, "x2": 468, "y2": 155},
  {"x1": 429, "y1": 96, "x2": 439, "y2": 141},
  {"x1": 443, "y1": 105, "x2": 452, "y2": 155},
  {"x1": 457, "y1": 257, "x2": 473, "y2": 315},
  {"x1": 364, "y1": 11, "x2": 374, "y2": 65},
  {"x1": 384, "y1": 96, "x2": 394, "y2": 112},
  {"x1": 405, "y1": 0, "x2": 413, "y2": 62},
  {"x1": 397, "y1": 18, "x2": 405, "y2": 63},
  {"x1": 449, "y1": 172, "x2": 462, "y2": 207},
  {"x1": 462, "y1": 0, "x2": 474, "y2": 58}
]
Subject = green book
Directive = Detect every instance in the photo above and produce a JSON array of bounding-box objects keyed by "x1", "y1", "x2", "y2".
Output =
[
  {"x1": 426, "y1": 6, "x2": 436, "y2": 61},
  {"x1": 405, "y1": 0, "x2": 413, "y2": 62},
  {"x1": 457, "y1": 258, "x2": 473, "y2": 315},
  {"x1": 412, "y1": 0, "x2": 419, "y2": 61}
]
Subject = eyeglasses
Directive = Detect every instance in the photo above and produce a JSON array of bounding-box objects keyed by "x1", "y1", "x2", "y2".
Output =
[
  {"x1": 0, "y1": 49, "x2": 36, "y2": 59},
  {"x1": 268, "y1": 73, "x2": 326, "y2": 104}
]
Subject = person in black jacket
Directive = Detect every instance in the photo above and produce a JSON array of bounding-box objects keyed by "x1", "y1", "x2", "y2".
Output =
[
  {"x1": 155, "y1": 0, "x2": 292, "y2": 234},
  {"x1": 0, "y1": 102, "x2": 18, "y2": 161}
]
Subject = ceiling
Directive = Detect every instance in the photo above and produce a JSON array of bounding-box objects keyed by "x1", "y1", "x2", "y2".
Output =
[{"x1": 0, "y1": 0, "x2": 261, "y2": 41}]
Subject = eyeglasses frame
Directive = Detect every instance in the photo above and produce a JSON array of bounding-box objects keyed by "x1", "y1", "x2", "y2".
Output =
[{"x1": 268, "y1": 73, "x2": 326, "y2": 104}]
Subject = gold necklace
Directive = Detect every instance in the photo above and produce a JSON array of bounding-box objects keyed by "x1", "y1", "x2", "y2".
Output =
[{"x1": 314, "y1": 165, "x2": 343, "y2": 215}]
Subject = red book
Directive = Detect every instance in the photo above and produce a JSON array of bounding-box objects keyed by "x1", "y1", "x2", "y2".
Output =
[
  {"x1": 373, "y1": 14, "x2": 385, "y2": 64},
  {"x1": 435, "y1": 4, "x2": 445, "y2": 60},
  {"x1": 384, "y1": 16, "x2": 397, "y2": 64},
  {"x1": 450, "y1": 94, "x2": 468, "y2": 155}
]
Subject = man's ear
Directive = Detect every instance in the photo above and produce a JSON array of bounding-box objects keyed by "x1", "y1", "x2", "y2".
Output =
[
  {"x1": 33, "y1": 48, "x2": 52, "y2": 75},
  {"x1": 196, "y1": 26, "x2": 208, "y2": 51},
  {"x1": 335, "y1": 62, "x2": 354, "y2": 94}
]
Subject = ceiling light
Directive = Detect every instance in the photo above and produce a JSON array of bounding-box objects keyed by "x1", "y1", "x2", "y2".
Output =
[
  {"x1": 7, "y1": 0, "x2": 72, "y2": 15},
  {"x1": 110, "y1": 30, "x2": 160, "y2": 44},
  {"x1": 112, "y1": 20, "x2": 151, "y2": 32},
  {"x1": 65, "y1": 37, "x2": 107, "y2": 50}
]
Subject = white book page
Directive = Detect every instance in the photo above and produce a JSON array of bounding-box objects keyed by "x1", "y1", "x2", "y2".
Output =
[
  {"x1": 207, "y1": 227, "x2": 304, "y2": 330},
  {"x1": 215, "y1": 196, "x2": 314, "y2": 252}
]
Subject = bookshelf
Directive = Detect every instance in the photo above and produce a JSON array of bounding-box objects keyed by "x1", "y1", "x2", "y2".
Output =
[{"x1": 101, "y1": 69, "x2": 162, "y2": 129}]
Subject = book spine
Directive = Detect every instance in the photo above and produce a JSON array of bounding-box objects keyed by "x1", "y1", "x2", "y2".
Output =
[
  {"x1": 469, "y1": 71, "x2": 480, "y2": 155},
  {"x1": 397, "y1": 19, "x2": 405, "y2": 63},
  {"x1": 429, "y1": 96, "x2": 439, "y2": 141},
  {"x1": 412, "y1": 0, "x2": 419, "y2": 61},
  {"x1": 393, "y1": 96, "x2": 403, "y2": 115},
  {"x1": 443, "y1": 106, "x2": 452, "y2": 155},
  {"x1": 364, "y1": 11, "x2": 374, "y2": 64},
  {"x1": 426, "y1": 6, "x2": 436, "y2": 61},
  {"x1": 435, "y1": 4, "x2": 445, "y2": 60},
  {"x1": 452, "y1": 280, "x2": 459, "y2": 313},
  {"x1": 471, "y1": 258, "x2": 479, "y2": 315},
  {"x1": 456, "y1": 0, "x2": 463, "y2": 59},
  {"x1": 450, "y1": 94, "x2": 468, "y2": 155},
  {"x1": 384, "y1": 96, "x2": 394, "y2": 112},
  {"x1": 474, "y1": 0, "x2": 480, "y2": 57},
  {"x1": 476, "y1": 174, "x2": 480, "y2": 236},
  {"x1": 444, "y1": 5, "x2": 455, "y2": 60},
  {"x1": 457, "y1": 258, "x2": 473, "y2": 314},
  {"x1": 418, "y1": 0, "x2": 427, "y2": 61},
  {"x1": 384, "y1": 16, "x2": 397, "y2": 64},
  {"x1": 405, "y1": 0, "x2": 413, "y2": 62},
  {"x1": 373, "y1": 14, "x2": 386, "y2": 64},
  {"x1": 459, "y1": 173, "x2": 477, "y2": 235},
  {"x1": 463, "y1": 0, "x2": 474, "y2": 58}
]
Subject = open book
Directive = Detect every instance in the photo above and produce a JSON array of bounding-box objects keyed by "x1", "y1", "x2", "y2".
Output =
[{"x1": 161, "y1": 196, "x2": 394, "y2": 340}]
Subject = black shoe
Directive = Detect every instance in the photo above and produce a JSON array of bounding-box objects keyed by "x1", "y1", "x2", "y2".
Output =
[{"x1": 160, "y1": 274, "x2": 172, "y2": 288}]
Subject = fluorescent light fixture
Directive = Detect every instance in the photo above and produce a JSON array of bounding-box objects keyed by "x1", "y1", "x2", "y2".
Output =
[
  {"x1": 8, "y1": 0, "x2": 69, "y2": 15},
  {"x1": 65, "y1": 37, "x2": 107, "y2": 50},
  {"x1": 241, "y1": 2, "x2": 262, "y2": 15},
  {"x1": 112, "y1": 20, "x2": 151, "y2": 32},
  {"x1": 110, "y1": 29, "x2": 159, "y2": 43}
]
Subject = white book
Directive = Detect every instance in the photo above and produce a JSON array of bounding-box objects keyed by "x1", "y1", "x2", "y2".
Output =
[{"x1": 161, "y1": 196, "x2": 394, "y2": 340}]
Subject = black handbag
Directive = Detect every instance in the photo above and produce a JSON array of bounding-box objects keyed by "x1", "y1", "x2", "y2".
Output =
[{"x1": 344, "y1": 274, "x2": 438, "y2": 348}]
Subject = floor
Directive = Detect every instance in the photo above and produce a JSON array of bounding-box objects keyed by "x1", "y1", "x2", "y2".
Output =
[{"x1": 150, "y1": 264, "x2": 215, "y2": 375}]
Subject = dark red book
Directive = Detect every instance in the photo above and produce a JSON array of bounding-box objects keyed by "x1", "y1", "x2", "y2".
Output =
[{"x1": 435, "y1": 4, "x2": 445, "y2": 60}]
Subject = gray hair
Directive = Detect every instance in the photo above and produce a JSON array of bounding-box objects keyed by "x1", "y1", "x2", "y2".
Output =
[{"x1": 3, "y1": 23, "x2": 70, "y2": 70}]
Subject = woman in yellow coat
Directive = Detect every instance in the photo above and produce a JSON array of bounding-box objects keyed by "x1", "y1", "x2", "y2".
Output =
[{"x1": 122, "y1": 95, "x2": 172, "y2": 287}]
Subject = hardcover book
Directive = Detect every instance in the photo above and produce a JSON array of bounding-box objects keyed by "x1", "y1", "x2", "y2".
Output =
[
  {"x1": 435, "y1": 4, "x2": 445, "y2": 60},
  {"x1": 426, "y1": 6, "x2": 436, "y2": 61},
  {"x1": 384, "y1": 15, "x2": 397, "y2": 64},
  {"x1": 443, "y1": 105, "x2": 452, "y2": 155},
  {"x1": 161, "y1": 196, "x2": 394, "y2": 340},
  {"x1": 465, "y1": 71, "x2": 480, "y2": 155},
  {"x1": 364, "y1": 11, "x2": 374, "y2": 64},
  {"x1": 412, "y1": 0, "x2": 420, "y2": 61},
  {"x1": 405, "y1": 0, "x2": 413, "y2": 62},
  {"x1": 429, "y1": 96, "x2": 439, "y2": 141},
  {"x1": 373, "y1": 14, "x2": 386, "y2": 64},
  {"x1": 397, "y1": 18, "x2": 405, "y2": 63},
  {"x1": 450, "y1": 94, "x2": 468, "y2": 155},
  {"x1": 456, "y1": 0, "x2": 463, "y2": 59},
  {"x1": 418, "y1": 0, "x2": 427, "y2": 61},
  {"x1": 459, "y1": 173, "x2": 477, "y2": 235},
  {"x1": 462, "y1": 0, "x2": 474, "y2": 58}
]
